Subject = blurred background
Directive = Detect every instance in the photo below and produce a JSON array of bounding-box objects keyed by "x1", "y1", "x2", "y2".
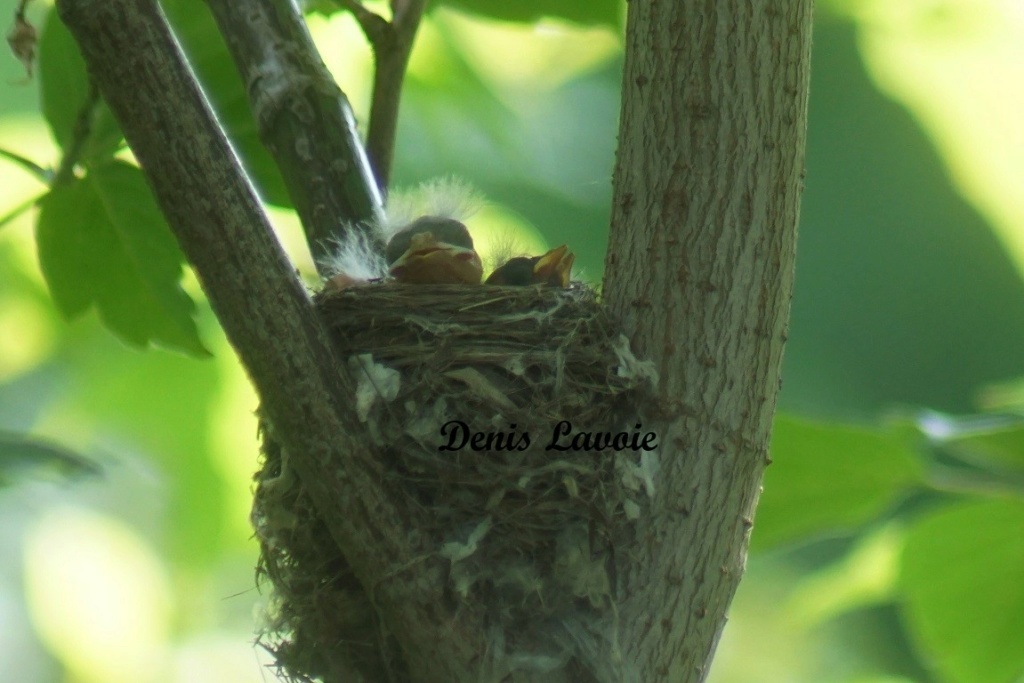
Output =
[{"x1": 2, "y1": 0, "x2": 1023, "y2": 681}]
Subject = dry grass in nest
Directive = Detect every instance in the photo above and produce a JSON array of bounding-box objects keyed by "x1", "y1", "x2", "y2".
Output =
[{"x1": 252, "y1": 282, "x2": 658, "y2": 682}]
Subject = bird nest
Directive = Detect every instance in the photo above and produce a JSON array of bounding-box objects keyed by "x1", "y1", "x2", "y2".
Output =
[{"x1": 252, "y1": 282, "x2": 659, "y2": 683}]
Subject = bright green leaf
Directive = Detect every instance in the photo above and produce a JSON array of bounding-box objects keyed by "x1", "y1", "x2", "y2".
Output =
[
  {"x1": 901, "y1": 499, "x2": 1024, "y2": 683},
  {"x1": 754, "y1": 415, "x2": 924, "y2": 549},
  {"x1": 0, "y1": 430, "x2": 101, "y2": 487},
  {"x1": 35, "y1": 160, "x2": 208, "y2": 356},
  {"x1": 37, "y1": 10, "x2": 123, "y2": 161},
  {"x1": 438, "y1": 0, "x2": 622, "y2": 28},
  {"x1": 38, "y1": 11, "x2": 88, "y2": 152}
]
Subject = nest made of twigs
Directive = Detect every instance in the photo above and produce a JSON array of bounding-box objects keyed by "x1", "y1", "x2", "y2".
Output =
[{"x1": 252, "y1": 282, "x2": 658, "y2": 683}]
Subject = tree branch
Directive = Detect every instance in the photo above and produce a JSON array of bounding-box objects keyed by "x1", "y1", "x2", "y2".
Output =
[
  {"x1": 339, "y1": 0, "x2": 390, "y2": 47},
  {"x1": 55, "y1": 0, "x2": 485, "y2": 678},
  {"x1": 205, "y1": 0, "x2": 385, "y2": 275},
  {"x1": 365, "y1": 0, "x2": 427, "y2": 189},
  {"x1": 604, "y1": 2, "x2": 813, "y2": 680}
]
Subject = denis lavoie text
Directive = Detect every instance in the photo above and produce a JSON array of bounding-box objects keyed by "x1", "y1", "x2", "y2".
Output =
[{"x1": 437, "y1": 420, "x2": 658, "y2": 453}]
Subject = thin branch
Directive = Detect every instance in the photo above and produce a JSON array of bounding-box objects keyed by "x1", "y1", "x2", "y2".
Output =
[
  {"x1": 205, "y1": 0, "x2": 385, "y2": 276},
  {"x1": 366, "y1": 0, "x2": 427, "y2": 189},
  {"x1": 52, "y1": 79, "x2": 99, "y2": 186},
  {"x1": 339, "y1": 0, "x2": 390, "y2": 47},
  {"x1": 55, "y1": 0, "x2": 484, "y2": 678}
]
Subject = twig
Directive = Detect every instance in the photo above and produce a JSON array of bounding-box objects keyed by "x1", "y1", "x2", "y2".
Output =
[
  {"x1": 0, "y1": 147, "x2": 51, "y2": 182},
  {"x1": 338, "y1": 0, "x2": 389, "y2": 47},
  {"x1": 365, "y1": 0, "x2": 427, "y2": 190}
]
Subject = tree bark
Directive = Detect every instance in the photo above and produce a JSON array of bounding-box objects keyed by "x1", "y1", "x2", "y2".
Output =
[
  {"x1": 55, "y1": 1, "x2": 488, "y2": 679},
  {"x1": 365, "y1": 0, "x2": 428, "y2": 189},
  {"x1": 55, "y1": 0, "x2": 812, "y2": 679},
  {"x1": 205, "y1": 0, "x2": 385, "y2": 273},
  {"x1": 604, "y1": 2, "x2": 812, "y2": 681}
]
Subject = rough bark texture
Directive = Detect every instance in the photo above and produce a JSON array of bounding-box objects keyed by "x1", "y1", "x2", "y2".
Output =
[
  {"x1": 55, "y1": 0, "x2": 812, "y2": 679},
  {"x1": 205, "y1": 0, "x2": 384, "y2": 273},
  {"x1": 55, "y1": 1, "x2": 487, "y2": 680},
  {"x1": 604, "y1": 3, "x2": 812, "y2": 682}
]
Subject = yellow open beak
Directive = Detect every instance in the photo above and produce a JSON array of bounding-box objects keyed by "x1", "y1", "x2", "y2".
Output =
[{"x1": 532, "y1": 245, "x2": 575, "y2": 288}]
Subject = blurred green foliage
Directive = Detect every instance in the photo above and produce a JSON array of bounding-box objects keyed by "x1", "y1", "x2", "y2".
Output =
[
  {"x1": 901, "y1": 498, "x2": 1024, "y2": 683},
  {"x1": 755, "y1": 416, "x2": 924, "y2": 550},
  {"x1": 0, "y1": 429, "x2": 100, "y2": 486},
  {"x1": 1, "y1": 1, "x2": 1023, "y2": 682},
  {"x1": 441, "y1": 0, "x2": 621, "y2": 28}
]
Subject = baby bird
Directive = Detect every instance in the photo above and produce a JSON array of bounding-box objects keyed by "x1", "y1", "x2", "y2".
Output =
[
  {"x1": 485, "y1": 245, "x2": 575, "y2": 287},
  {"x1": 385, "y1": 216, "x2": 483, "y2": 285}
]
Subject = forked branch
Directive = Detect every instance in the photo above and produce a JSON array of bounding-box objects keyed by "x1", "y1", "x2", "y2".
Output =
[{"x1": 55, "y1": 0, "x2": 487, "y2": 678}]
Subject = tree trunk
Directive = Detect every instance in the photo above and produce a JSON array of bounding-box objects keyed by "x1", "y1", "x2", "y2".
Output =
[
  {"x1": 55, "y1": 0, "x2": 813, "y2": 679},
  {"x1": 605, "y1": 2, "x2": 812, "y2": 681}
]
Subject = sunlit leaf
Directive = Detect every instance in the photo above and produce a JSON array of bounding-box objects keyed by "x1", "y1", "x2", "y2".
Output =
[
  {"x1": 0, "y1": 430, "x2": 101, "y2": 487},
  {"x1": 35, "y1": 160, "x2": 208, "y2": 356},
  {"x1": 901, "y1": 498, "x2": 1024, "y2": 683},
  {"x1": 754, "y1": 415, "x2": 924, "y2": 549},
  {"x1": 37, "y1": 10, "x2": 122, "y2": 162},
  {"x1": 437, "y1": 0, "x2": 621, "y2": 28},
  {"x1": 37, "y1": 11, "x2": 88, "y2": 152}
]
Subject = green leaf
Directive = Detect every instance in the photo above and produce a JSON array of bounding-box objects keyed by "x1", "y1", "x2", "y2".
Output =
[
  {"x1": 901, "y1": 499, "x2": 1024, "y2": 683},
  {"x1": 437, "y1": 0, "x2": 622, "y2": 27},
  {"x1": 35, "y1": 160, "x2": 208, "y2": 356},
  {"x1": 0, "y1": 430, "x2": 101, "y2": 487},
  {"x1": 924, "y1": 413, "x2": 1024, "y2": 473},
  {"x1": 754, "y1": 415, "x2": 924, "y2": 549},
  {"x1": 37, "y1": 10, "x2": 123, "y2": 161},
  {"x1": 38, "y1": 11, "x2": 88, "y2": 152}
]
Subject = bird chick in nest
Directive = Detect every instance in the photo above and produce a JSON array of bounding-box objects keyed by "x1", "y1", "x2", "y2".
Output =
[
  {"x1": 486, "y1": 244, "x2": 575, "y2": 287},
  {"x1": 321, "y1": 177, "x2": 484, "y2": 289},
  {"x1": 320, "y1": 177, "x2": 575, "y2": 289}
]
